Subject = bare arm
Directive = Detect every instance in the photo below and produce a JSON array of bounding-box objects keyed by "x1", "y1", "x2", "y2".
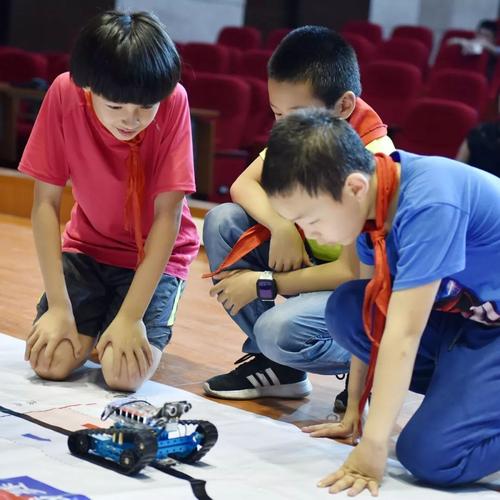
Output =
[
  {"x1": 118, "y1": 191, "x2": 184, "y2": 321},
  {"x1": 274, "y1": 243, "x2": 359, "y2": 295},
  {"x1": 26, "y1": 180, "x2": 81, "y2": 364},
  {"x1": 31, "y1": 180, "x2": 70, "y2": 311},
  {"x1": 362, "y1": 280, "x2": 441, "y2": 445},
  {"x1": 231, "y1": 155, "x2": 309, "y2": 272},
  {"x1": 96, "y1": 191, "x2": 185, "y2": 380},
  {"x1": 230, "y1": 155, "x2": 289, "y2": 231}
]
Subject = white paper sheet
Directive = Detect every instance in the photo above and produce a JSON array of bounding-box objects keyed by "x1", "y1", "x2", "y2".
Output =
[{"x1": 0, "y1": 333, "x2": 498, "y2": 500}]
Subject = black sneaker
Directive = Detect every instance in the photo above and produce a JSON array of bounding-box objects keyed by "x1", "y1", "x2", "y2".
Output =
[
  {"x1": 333, "y1": 373, "x2": 349, "y2": 413},
  {"x1": 203, "y1": 353, "x2": 312, "y2": 400}
]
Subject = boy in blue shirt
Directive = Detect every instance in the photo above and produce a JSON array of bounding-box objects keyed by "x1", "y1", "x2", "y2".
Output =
[{"x1": 261, "y1": 108, "x2": 500, "y2": 495}]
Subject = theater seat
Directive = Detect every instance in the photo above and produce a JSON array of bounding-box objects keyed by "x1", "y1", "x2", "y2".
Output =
[
  {"x1": 217, "y1": 26, "x2": 262, "y2": 51},
  {"x1": 395, "y1": 98, "x2": 478, "y2": 158},
  {"x1": 361, "y1": 61, "x2": 422, "y2": 128},
  {"x1": 186, "y1": 73, "x2": 252, "y2": 202},
  {"x1": 426, "y1": 69, "x2": 488, "y2": 112},
  {"x1": 392, "y1": 25, "x2": 433, "y2": 54},
  {"x1": 373, "y1": 38, "x2": 429, "y2": 76},
  {"x1": 341, "y1": 21, "x2": 383, "y2": 46}
]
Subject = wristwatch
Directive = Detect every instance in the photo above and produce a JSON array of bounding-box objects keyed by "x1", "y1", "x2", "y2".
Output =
[{"x1": 256, "y1": 271, "x2": 278, "y2": 301}]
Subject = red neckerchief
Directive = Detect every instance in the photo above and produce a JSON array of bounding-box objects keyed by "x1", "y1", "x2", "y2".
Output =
[
  {"x1": 84, "y1": 91, "x2": 146, "y2": 265},
  {"x1": 358, "y1": 153, "x2": 399, "y2": 432}
]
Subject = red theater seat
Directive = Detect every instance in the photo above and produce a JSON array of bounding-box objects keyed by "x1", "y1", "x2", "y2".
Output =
[
  {"x1": 395, "y1": 98, "x2": 478, "y2": 158},
  {"x1": 217, "y1": 26, "x2": 262, "y2": 51},
  {"x1": 426, "y1": 69, "x2": 488, "y2": 112},
  {"x1": 361, "y1": 61, "x2": 422, "y2": 128},
  {"x1": 341, "y1": 21, "x2": 383, "y2": 46},
  {"x1": 373, "y1": 38, "x2": 429, "y2": 76},
  {"x1": 392, "y1": 25, "x2": 433, "y2": 54}
]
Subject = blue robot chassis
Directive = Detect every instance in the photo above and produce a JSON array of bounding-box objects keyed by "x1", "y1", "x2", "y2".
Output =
[{"x1": 67, "y1": 399, "x2": 218, "y2": 475}]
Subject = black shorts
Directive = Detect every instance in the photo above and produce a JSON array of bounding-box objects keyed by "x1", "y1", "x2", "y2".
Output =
[{"x1": 35, "y1": 252, "x2": 185, "y2": 351}]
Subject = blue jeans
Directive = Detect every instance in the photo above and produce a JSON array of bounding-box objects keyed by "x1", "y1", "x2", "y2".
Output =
[
  {"x1": 203, "y1": 203, "x2": 350, "y2": 375},
  {"x1": 326, "y1": 279, "x2": 500, "y2": 486}
]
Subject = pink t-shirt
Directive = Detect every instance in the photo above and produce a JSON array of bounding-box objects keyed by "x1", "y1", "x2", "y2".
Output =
[{"x1": 19, "y1": 72, "x2": 200, "y2": 280}]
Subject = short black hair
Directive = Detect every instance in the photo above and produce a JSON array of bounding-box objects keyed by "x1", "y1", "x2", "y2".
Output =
[
  {"x1": 478, "y1": 19, "x2": 497, "y2": 35},
  {"x1": 267, "y1": 25, "x2": 361, "y2": 107},
  {"x1": 70, "y1": 11, "x2": 180, "y2": 105},
  {"x1": 261, "y1": 108, "x2": 374, "y2": 201}
]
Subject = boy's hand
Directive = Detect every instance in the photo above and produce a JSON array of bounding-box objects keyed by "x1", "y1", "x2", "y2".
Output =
[
  {"x1": 25, "y1": 307, "x2": 81, "y2": 367},
  {"x1": 302, "y1": 405, "x2": 361, "y2": 444},
  {"x1": 96, "y1": 316, "x2": 153, "y2": 380},
  {"x1": 317, "y1": 438, "x2": 387, "y2": 497},
  {"x1": 210, "y1": 270, "x2": 259, "y2": 315},
  {"x1": 269, "y1": 221, "x2": 312, "y2": 272}
]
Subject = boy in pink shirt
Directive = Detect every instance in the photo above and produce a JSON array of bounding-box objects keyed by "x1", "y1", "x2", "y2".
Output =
[{"x1": 19, "y1": 11, "x2": 200, "y2": 391}]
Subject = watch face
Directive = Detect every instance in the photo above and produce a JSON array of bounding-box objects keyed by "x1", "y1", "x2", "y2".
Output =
[{"x1": 258, "y1": 280, "x2": 275, "y2": 300}]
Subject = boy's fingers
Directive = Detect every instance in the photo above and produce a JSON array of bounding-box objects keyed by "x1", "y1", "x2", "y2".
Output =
[
  {"x1": 135, "y1": 348, "x2": 147, "y2": 378},
  {"x1": 112, "y1": 348, "x2": 122, "y2": 379},
  {"x1": 143, "y1": 343, "x2": 153, "y2": 367},
  {"x1": 28, "y1": 324, "x2": 38, "y2": 340},
  {"x1": 209, "y1": 283, "x2": 223, "y2": 296},
  {"x1": 68, "y1": 335, "x2": 81, "y2": 358},
  {"x1": 318, "y1": 469, "x2": 344, "y2": 487},
  {"x1": 367, "y1": 480, "x2": 379, "y2": 497},
  {"x1": 330, "y1": 475, "x2": 355, "y2": 494},
  {"x1": 213, "y1": 270, "x2": 239, "y2": 281},
  {"x1": 348, "y1": 478, "x2": 367, "y2": 497},
  {"x1": 44, "y1": 339, "x2": 58, "y2": 366},
  {"x1": 25, "y1": 332, "x2": 39, "y2": 360},
  {"x1": 29, "y1": 336, "x2": 46, "y2": 364},
  {"x1": 125, "y1": 350, "x2": 139, "y2": 381}
]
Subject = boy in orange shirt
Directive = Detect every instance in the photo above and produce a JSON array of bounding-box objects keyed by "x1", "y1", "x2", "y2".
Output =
[{"x1": 203, "y1": 26, "x2": 394, "y2": 409}]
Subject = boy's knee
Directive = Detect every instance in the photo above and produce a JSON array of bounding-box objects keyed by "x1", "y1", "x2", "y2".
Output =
[
  {"x1": 396, "y1": 424, "x2": 459, "y2": 486},
  {"x1": 203, "y1": 203, "x2": 246, "y2": 241},
  {"x1": 326, "y1": 282, "x2": 360, "y2": 340},
  {"x1": 254, "y1": 309, "x2": 294, "y2": 360},
  {"x1": 33, "y1": 358, "x2": 74, "y2": 381},
  {"x1": 31, "y1": 341, "x2": 82, "y2": 381},
  {"x1": 101, "y1": 367, "x2": 143, "y2": 393}
]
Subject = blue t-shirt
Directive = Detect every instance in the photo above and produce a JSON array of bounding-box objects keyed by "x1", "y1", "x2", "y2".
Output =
[{"x1": 357, "y1": 150, "x2": 500, "y2": 325}]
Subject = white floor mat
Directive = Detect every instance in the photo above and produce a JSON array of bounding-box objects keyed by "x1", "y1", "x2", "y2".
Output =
[{"x1": 0, "y1": 333, "x2": 498, "y2": 500}]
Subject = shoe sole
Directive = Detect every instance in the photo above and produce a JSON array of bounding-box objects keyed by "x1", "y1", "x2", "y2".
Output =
[{"x1": 202, "y1": 379, "x2": 313, "y2": 400}]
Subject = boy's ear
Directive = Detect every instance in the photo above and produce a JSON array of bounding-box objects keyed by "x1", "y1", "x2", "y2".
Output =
[
  {"x1": 333, "y1": 91, "x2": 357, "y2": 120},
  {"x1": 344, "y1": 172, "x2": 370, "y2": 199}
]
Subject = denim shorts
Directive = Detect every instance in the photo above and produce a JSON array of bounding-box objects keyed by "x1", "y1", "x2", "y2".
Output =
[{"x1": 35, "y1": 252, "x2": 185, "y2": 351}]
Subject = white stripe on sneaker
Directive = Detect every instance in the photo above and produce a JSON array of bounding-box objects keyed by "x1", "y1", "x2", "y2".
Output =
[
  {"x1": 255, "y1": 372, "x2": 270, "y2": 387},
  {"x1": 265, "y1": 368, "x2": 280, "y2": 386},
  {"x1": 246, "y1": 374, "x2": 261, "y2": 388}
]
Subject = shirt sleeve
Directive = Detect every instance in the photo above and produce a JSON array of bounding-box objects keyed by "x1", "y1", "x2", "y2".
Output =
[
  {"x1": 365, "y1": 136, "x2": 396, "y2": 155},
  {"x1": 393, "y1": 204, "x2": 468, "y2": 290},
  {"x1": 151, "y1": 85, "x2": 196, "y2": 197},
  {"x1": 18, "y1": 75, "x2": 69, "y2": 186}
]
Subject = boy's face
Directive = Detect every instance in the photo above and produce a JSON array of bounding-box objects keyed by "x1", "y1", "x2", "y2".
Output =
[
  {"x1": 268, "y1": 79, "x2": 326, "y2": 119},
  {"x1": 90, "y1": 92, "x2": 160, "y2": 141},
  {"x1": 268, "y1": 176, "x2": 370, "y2": 246}
]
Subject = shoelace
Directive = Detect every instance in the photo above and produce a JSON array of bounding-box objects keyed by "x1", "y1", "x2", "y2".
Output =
[
  {"x1": 231, "y1": 353, "x2": 267, "y2": 376},
  {"x1": 234, "y1": 353, "x2": 256, "y2": 365}
]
